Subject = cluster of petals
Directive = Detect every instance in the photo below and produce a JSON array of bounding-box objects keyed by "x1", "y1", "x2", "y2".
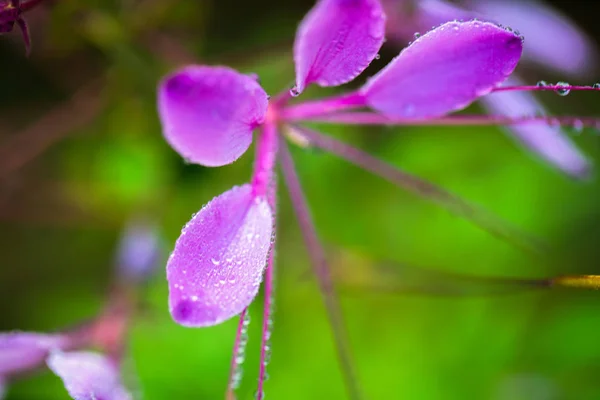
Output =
[{"x1": 157, "y1": 0, "x2": 525, "y2": 327}]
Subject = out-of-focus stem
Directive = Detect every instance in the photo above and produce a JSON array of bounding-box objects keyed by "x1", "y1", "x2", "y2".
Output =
[{"x1": 279, "y1": 141, "x2": 363, "y2": 400}]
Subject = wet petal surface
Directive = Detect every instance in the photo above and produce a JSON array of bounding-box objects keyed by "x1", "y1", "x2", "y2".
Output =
[
  {"x1": 158, "y1": 66, "x2": 269, "y2": 167},
  {"x1": 293, "y1": 0, "x2": 386, "y2": 94},
  {"x1": 167, "y1": 184, "x2": 273, "y2": 327},
  {"x1": 361, "y1": 20, "x2": 523, "y2": 118},
  {"x1": 470, "y1": 0, "x2": 596, "y2": 76}
]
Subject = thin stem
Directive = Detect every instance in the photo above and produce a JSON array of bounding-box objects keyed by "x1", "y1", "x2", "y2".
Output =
[
  {"x1": 290, "y1": 126, "x2": 544, "y2": 254},
  {"x1": 280, "y1": 91, "x2": 366, "y2": 122},
  {"x1": 256, "y1": 253, "x2": 275, "y2": 400},
  {"x1": 226, "y1": 308, "x2": 250, "y2": 400},
  {"x1": 251, "y1": 118, "x2": 279, "y2": 197},
  {"x1": 279, "y1": 141, "x2": 363, "y2": 400},
  {"x1": 494, "y1": 84, "x2": 600, "y2": 93},
  {"x1": 291, "y1": 111, "x2": 600, "y2": 130},
  {"x1": 333, "y1": 259, "x2": 600, "y2": 296}
]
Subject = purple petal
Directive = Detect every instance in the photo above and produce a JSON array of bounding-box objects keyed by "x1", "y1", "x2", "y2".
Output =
[
  {"x1": 0, "y1": 332, "x2": 69, "y2": 377},
  {"x1": 481, "y1": 77, "x2": 591, "y2": 178},
  {"x1": 293, "y1": 0, "x2": 386, "y2": 94},
  {"x1": 47, "y1": 351, "x2": 132, "y2": 400},
  {"x1": 415, "y1": 0, "x2": 478, "y2": 33},
  {"x1": 167, "y1": 184, "x2": 273, "y2": 327},
  {"x1": 469, "y1": 0, "x2": 596, "y2": 76},
  {"x1": 361, "y1": 20, "x2": 523, "y2": 118},
  {"x1": 157, "y1": 66, "x2": 269, "y2": 167}
]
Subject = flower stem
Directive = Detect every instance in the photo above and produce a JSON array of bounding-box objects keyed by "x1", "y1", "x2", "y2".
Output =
[
  {"x1": 279, "y1": 141, "x2": 363, "y2": 400},
  {"x1": 280, "y1": 91, "x2": 366, "y2": 121},
  {"x1": 289, "y1": 125, "x2": 544, "y2": 254},
  {"x1": 291, "y1": 111, "x2": 600, "y2": 130},
  {"x1": 226, "y1": 308, "x2": 250, "y2": 400},
  {"x1": 494, "y1": 84, "x2": 600, "y2": 93},
  {"x1": 251, "y1": 118, "x2": 279, "y2": 198},
  {"x1": 256, "y1": 252, "x2": 275, "y2": 400}
]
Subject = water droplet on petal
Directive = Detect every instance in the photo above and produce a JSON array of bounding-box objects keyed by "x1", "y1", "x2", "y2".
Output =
[
  {"x1": 289, "y1": 86, "x2": 300, "y2": 97},
  {"x1": 593, "y1": 83, "x2": 600, "y2": 89},
  {"x1": 536, "y1": 80, "x2": 548, "y2": 87},
  {"x1": 211, "y1": 257, "x2": 221, "y2": 266},
  {"x1": 413, "y1": 32, "x2": 421, "y2": 39}
]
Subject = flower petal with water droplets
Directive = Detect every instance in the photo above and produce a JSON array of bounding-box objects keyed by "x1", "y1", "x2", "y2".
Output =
[
  {"x1": 47, "y1": 351, "x2": 132, "y2": 400},
  {"x1": 361, "y1": 20, "x2": 523, "y2": 118},
  {"x1": 481, "y1": 77, "x2": 591, "y2": 178},
  {"x1": 158, "y1": 66, "x2": 269, "y2": 167},
  {"x1": 0, "y1": 332, "x2": 69, "y2": 377},
  {"x1": 293, "y1": 0, "x2": 386, "y2": 94},
  {"x1": 469, "y1": 0, "x2": 596, "y2": 76},
  {"x1": 168, "y1": 184, "x2": 273, "y2": 327}
]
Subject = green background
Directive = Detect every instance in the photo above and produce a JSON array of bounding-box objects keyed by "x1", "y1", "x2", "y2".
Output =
[{"x1": 1, "y1": 1, "x2": 599, "y2": 399}]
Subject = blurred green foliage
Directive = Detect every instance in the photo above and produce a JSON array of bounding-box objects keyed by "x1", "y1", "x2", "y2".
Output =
[{"x1": 1, "y1": 1, "x2": 599, "y2": 399}]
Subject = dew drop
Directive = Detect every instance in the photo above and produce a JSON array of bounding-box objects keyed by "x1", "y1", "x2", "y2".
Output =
[
  {"x1": 374, "y1": 53, "x2": 380, "y2": 60},
  {"x1": 555, "y1": 81, "x2": 571, "y2": 96},
  {"x1": 211, "y1": 257, "x2": 221, "y2": 266},
  {"x1": 593, "y1": 83, "x2": 600, "y2": 89},
  {"x1": 536, "y1": 80, "x2": 548, "y2": 87},
  {"x1": 289, "y1": 86, "x2": 300, "y2": 97},
  {"x1": 413, "y1": 32, "x2": 421, "y2": 39}
]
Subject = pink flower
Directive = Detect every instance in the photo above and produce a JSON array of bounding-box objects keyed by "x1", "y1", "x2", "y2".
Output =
[{"x1": 157, "y1": 0, "x2": 598, "y2": 398}]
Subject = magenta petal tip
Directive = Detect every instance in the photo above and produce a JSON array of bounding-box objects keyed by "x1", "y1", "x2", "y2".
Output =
[
  {"x1": 167, "y1": 184, "x2": 274, "y2": 327},
  {"x1": 361, "y1": 20, "x2": 523, "y2": 118},
  {"x1": 158, "y1": 66, "x2": 269, "y2": 167},
  {"x1": 293, "y1": 0, "x2": 386, "y2": 94}
]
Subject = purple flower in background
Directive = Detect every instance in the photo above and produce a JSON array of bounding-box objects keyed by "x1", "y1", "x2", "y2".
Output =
[
  {"x1": 0, "y1": 329, "x2": 135, "y2": 400},
  {"x1": 115, "y1": 218, "x2": 163, "y2": 285},
  {"x1": 0, "y1": 217, "x2": 159, "y2": 399},
  {"x1": 0, "y1": 332, "x2": 70, "y2": 379},
  {"x1": 382, "y1": 0, "x2": 598, "y2": 177},
  {"x1": 155, "y1": 0, "x2": 600, "y2": 397},
  {"x1": 47, "y1": 351, "x2": 132, "y2": 400}
]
